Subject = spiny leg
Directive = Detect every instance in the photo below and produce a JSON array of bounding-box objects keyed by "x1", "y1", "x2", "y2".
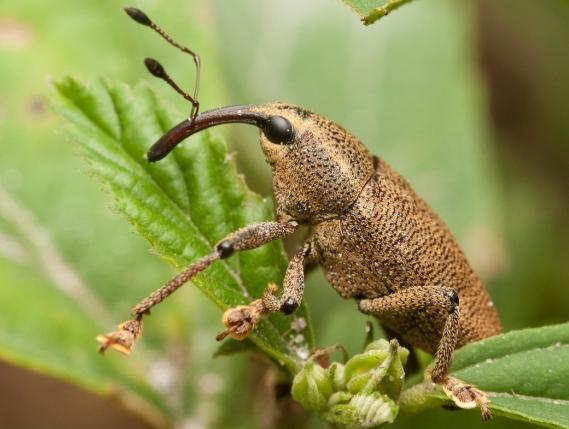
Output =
[
  {"x1": 358, "y1": 286, "x2": 491, "y2": 420},
  {"x1": 217, "y1": 241, "x2": 313, "y2": 341},
  {"x1": 97, "y1": 220, "x2": 297, "y2": 354}
]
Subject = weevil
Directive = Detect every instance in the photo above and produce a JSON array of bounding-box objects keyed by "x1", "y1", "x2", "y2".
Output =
[{"x1": 97, "y1": 7, "x2": 502, "y2": 420}]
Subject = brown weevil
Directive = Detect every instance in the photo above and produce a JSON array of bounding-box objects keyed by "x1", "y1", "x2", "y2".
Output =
[{"x1": 98, "y1": 7, "x2": 502, "y2": 420}]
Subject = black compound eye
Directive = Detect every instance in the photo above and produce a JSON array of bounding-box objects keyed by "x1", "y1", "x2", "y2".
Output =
[{"x1": 263, "y1": 116, "x2": 294, "y2": 145}]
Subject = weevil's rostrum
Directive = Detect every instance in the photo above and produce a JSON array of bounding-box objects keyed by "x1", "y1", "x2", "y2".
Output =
[{"x1": 98, "y1": 8, "x2": 502, "y2": 421}]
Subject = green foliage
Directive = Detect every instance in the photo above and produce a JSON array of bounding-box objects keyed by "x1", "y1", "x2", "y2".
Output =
[
  {"x1": 54, "y1": 77, "x2": 314, "y2": 373},
  {"x1": 401, "y1": 323, "x2": 569, "y2": 428}
]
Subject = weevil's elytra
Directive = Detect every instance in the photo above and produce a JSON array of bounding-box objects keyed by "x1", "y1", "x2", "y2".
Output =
[{"x1": 97, "y1": 7, "x2": 501, "y2": 422}]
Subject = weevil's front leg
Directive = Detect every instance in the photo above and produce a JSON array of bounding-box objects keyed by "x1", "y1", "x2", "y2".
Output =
[
  {"x1": 358, "y1": 287, "x2": 491, "y2": 421},
  {"x1": 97, "y1": 220, "x2": 298, "y2": 354},
  {"x1": 216, "y1": 241, "x2": 312, "y2": 341}
]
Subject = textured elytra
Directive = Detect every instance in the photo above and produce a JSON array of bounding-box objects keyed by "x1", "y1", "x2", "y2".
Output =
[{"x1": 312, "y1": 158, "x2": 501, "y2": 353}]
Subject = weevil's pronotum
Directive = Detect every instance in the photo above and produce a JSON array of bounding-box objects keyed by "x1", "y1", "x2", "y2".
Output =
[{"x1": 98, "y1": 7, "x2": 502, "y2": 420}]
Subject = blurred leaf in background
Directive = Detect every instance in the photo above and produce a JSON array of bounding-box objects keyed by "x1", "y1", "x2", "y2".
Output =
[{"x1": 0, "y1": 0, "x2": 568, "y2": 428}]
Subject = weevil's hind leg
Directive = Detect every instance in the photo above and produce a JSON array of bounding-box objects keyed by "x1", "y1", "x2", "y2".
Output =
[
  {"x1": 217, "y1": 241, "x2": 314, "y2": 341},
  {"x1": 97, "y1": 220, "x2": 298, "y2": 354},
  {"x1": 358, "y1": 286, "x2": 491, "y2": 421}
]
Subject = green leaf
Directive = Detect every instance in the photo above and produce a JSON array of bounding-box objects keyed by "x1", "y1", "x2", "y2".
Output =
[
  {"x1": 400, "y1": 323, "x2": 569, "y2": 428},
  {"x1": 341, "y1": 0, "x2": 417, "y2": 25},
  {"x1": 54, "y1": 77, "x2": 314, "y2": 374}
]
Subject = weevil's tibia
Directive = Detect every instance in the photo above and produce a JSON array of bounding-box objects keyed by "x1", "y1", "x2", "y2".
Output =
[
  {"x1": 132, "y1": 252, "x2": 220, "y2": 315},
  {"x1": 97, "y1": 220, "x2": 297, "y2": 355},
  {"x1": 216, "y1": 241, "x2": 312, "y2": 341},
  {"x1": 262, "y1": 242, "x2": 311, "y2": 314},
  {"x1": 124, "y1": 6, "x2": 201, "y2": 119}
]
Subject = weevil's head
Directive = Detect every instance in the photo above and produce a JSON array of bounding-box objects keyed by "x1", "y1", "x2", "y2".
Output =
[{"x1": 148, "y1": 103, "x2": 374, "y2": 222}]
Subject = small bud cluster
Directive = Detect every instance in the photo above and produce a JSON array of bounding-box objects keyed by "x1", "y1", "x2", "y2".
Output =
[{"x1": 292, "y1": 339, "x2": 408, "y2": 428}]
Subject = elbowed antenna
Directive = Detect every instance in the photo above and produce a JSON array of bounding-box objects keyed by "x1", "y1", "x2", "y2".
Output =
[
  {"x1": 147, "y1": 105, "x2": 268, "y2": 162},
  {"x1": 124, "y1": 7, "x2": 201, "y2": 119}
]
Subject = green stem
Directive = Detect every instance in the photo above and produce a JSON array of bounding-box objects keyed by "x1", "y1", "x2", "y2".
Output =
[
  {"x1": 362, "y1": 0, "x2": 417, "y2": 25},
  {"x1": 398, "y1": 382, "x2": 447, "y2": 414}
]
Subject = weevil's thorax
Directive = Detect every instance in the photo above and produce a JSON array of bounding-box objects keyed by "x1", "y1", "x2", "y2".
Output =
[{"x1": 256, "y1": 104, "x2": 374, "y2": 223}]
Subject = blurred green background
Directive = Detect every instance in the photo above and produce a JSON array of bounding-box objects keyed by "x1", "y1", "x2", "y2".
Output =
[{"x1": 1, "y1": 0, "x2": 568, "y2": 428}]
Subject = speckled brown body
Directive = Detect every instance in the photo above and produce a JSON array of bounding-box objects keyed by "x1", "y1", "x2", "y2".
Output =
[{"x1": 256, "y1": 103, "x2": 502, "y2": 355}]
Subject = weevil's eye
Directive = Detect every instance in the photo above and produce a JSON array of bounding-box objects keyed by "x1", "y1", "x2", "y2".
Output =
[{"x1": 263, "y1": 116, "x2": 294, "y2": 145}]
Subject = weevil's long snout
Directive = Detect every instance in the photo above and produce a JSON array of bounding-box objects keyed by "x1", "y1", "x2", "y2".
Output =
[{"x1": 147, "y1": 105, "x2": 267, "y2": 162}]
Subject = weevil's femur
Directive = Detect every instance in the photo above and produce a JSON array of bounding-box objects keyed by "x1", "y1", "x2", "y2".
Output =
[{"x1": 147, "y1": 105, "x2": 267, "y2": 162}]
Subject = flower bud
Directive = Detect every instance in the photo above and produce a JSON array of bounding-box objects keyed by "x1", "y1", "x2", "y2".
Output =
[
  {"x1": 327, "y1": 361, "x2": 347, "y2": 391},
  {"x1": 344, "y1": 340, "x2": 391, "y2": 393},
  {"x1": 323, "y1": 392, "x2": 398, "y2": 427},
  {"x1": 291, "y1": 360, "x2": 334, "y2": 411},
  {"x1": 292, "y1": 338, "x2": 409, "y2": 426}
]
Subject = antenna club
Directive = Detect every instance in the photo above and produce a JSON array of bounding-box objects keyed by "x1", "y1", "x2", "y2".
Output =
[
  {"x1": 144, "y1": 57, "x2": 167, "y2": 79},
  {"x1": 124, "y1": 7, "x2": 152, "y2": 26}
]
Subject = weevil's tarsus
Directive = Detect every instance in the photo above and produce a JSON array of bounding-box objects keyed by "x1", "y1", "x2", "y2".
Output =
[
  {"x1": 216, "y1": 298, "x2": 267, "y2": 341},
  {"x1": 96, "y1": 317, "x2": 143, "y2": 355},
  {"x1": 124, "y1": 6, "x2": 201, "y2": 119},
  {"x1": 441, "y1": 376, "x2": 491, "y2": 421}
]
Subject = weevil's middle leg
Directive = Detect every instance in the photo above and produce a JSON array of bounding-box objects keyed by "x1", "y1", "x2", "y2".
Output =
[
  {"x1": 97, "y1": 220, "x2": 298, "y2": 354},
  {"x1": 217, "y1": 241, "x2": 313, "y2": 341},
  {"x1": 358, "y1": 286, "x2": 491, "y2": 420}
]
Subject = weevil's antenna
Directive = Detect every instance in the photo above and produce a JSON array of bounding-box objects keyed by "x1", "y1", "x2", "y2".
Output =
[
  {"x1": 144, "y1": 58, "x2": 196, "y2": 106},
  {"x1": 124, "y1": 7, "x2": 201, "y2": 119}
]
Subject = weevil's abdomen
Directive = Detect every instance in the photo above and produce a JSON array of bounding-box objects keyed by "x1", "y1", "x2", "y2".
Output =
[{"x1": 312, "y1": 157, "x2": 502, "y2": 352}]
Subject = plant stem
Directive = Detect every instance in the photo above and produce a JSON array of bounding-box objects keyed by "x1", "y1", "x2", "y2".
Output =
[
  {"x1": 362, "y1": 0, "x2": 417, "y2": 25},
  {"x1": 398, "y1": 381, "x2": 447, "y2": 414}
]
